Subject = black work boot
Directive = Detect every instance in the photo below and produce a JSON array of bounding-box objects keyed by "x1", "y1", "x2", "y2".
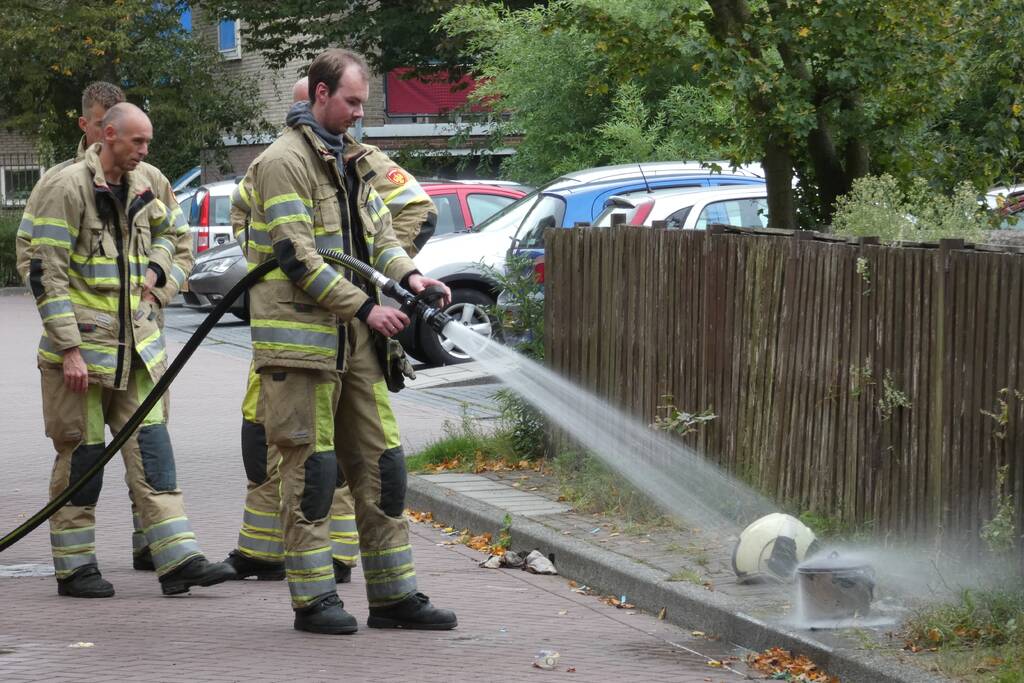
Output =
[
  {"x1": 223, "y1": 550, "x2": 285, "y2": 581},
  {"x1": 333, "y1": 559, "x2": 352, "y2": 584},
  {"x1": 133, "y1": 547, "x2": 155, "y2": 571},
  {"x1": 367, "y1": 592, "x2": 457, "y2": 630},
  {"x1": 159, "y1": 555, "x2": 237, "y2": 595},
  {"x1": 293, "y1": 593, "x2": 358, "y2": 634},
  {"x1": 57, "y1": 564, "x2": 115, "y2": 598}
]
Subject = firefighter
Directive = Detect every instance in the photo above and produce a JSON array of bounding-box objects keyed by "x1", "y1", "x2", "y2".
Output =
[
  {"x1": 224, "y1": 76, "x2": 437, "y2": 585},
  {"x1": 244, "y1": 49, "x2": 456, "y2": 633},
  {"x1": 16, "y1": 81, "x2": 181, "y2": 572},
  {"x1": 24, "y1": 103, "x2": 235, "y2": 597}
]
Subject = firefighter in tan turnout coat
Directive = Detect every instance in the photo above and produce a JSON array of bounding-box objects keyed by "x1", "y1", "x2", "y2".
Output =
[
  {"x1": 243, "y1": 49, "x2": 457, "y2": 634},
  {"x1": 223, "y1": 78, "x2": 438, "y2": 585},
  {"x1": 23, "y1": 103, "x2": 236, "y2": 598}
]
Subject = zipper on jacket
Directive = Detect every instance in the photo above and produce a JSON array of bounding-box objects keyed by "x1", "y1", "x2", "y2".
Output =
[{"x1": 99, "y1": 186, "x2": 128, "y2": 388}]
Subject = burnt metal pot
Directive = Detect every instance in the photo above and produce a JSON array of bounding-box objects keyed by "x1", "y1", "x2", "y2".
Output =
[{"x1": 796, "y1": 552, "x2": 875, "y2": 620}]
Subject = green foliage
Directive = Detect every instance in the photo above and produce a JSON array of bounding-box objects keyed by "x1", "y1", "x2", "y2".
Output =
[
  {"x1": 905, "y1": 585, "x2": 1024, "y2": 681},
  {"x1": 982, "y1": 388, "x2": 1024, "y2": 441},
  {"x1": 497, "y1": 513, "x2": 513, "y2": 550},
  {"x1": 0, "y1": 1, "x2": 269, "y2": 179},
  {"x1": 405, "y1": 412, "x2": 518, "y2": 472},
  {"x1": 798, "y1": 510, "x2": 874, "y2": 542},
  {"x1": 877, "y1": 370, "x2": 912, "y2": 422},
  {"x1": 651, "y1": 395, "x2": 717, "y2": 437},
  {"x1": 439, "y1": 0, "x2": 730, "y2": 185},
  {"x1": 552, "y1": 450, "x2": 669, "y2": 527},
  {"x1": 0, "y1": 213, "x2": 21, "y2": 287},
  {"x1": 494, "y1": 389, "x2": 546, "y2": 461},
  {"x1": 981, "y1": 466, "x2": 1018, "y2": 555},
  {"x1": 489, "y1": 252, "x2": 544, "y2": 360},
  {"x1": 832, "y1": 174, "x2": 992, "y2": 244}
]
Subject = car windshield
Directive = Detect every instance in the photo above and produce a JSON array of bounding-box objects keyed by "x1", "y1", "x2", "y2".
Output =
[
  {"x1": 471, "y1": 189, "x2": 541, "y2": 233},
  {"x1": 514, "y1": 194, "x2": 568, "y2": 249}
]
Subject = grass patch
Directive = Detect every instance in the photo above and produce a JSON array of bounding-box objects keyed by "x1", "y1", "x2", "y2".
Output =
[
  {"x1": 667, "y1": 568, "x2": 704, "y2": 585},
  {"x1": 798, "y1": 510, "x2": 874, "y2": 542},
  {"x1": 406, "y1": 417, "x2": 517, "y2": 472},
  {"x1": 904, "y1": 584, "x2": 1024, "y2": 681},
  {"x1": 552, "y1": 451, "x2": 671, "y2": 529}
]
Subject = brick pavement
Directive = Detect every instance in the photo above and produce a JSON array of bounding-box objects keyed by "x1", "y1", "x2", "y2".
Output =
[{"x1": 0, "y1": 294, "x2": 758, "y2": 682}]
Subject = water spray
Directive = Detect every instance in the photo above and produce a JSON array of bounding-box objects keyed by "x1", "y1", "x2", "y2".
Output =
[{"x1": 0, "y1": 249, "x2": 454, "y2": 553}]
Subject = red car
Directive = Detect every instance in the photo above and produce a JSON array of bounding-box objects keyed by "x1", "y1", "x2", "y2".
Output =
[{"x1": 421, "y1": 181, "x2": 527, "y2": 235}]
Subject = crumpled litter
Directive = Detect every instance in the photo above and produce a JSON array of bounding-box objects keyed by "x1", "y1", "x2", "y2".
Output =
[
  {"x1": 478, "y1": 549, "x2": 557, "y2": 574},
  {"x1": 533, "y1": 650, "x2": 560, "y2": 670},
  {"x1": 524, "y1": 550, "x2": 557, "y2": 574},
  {"x1": 69, "y1": 642, "x2": 95, "y2": 648}
]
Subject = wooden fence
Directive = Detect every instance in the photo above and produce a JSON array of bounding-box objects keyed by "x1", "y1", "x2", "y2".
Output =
[{"x1": 545, "y1": 226, "x2": 1024, "y2": 550}]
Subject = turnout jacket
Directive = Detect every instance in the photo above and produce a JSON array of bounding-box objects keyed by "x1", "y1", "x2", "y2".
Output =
[
  {"x1": 24, "y1": 144, "x2": 193, "y2": 389},
  {"x1": 17, "y1": 137, "x2": 187, "y2": 308},
  {"x1": 231, "y1": 135, "x2": 436, "y2": 257},
  {"x1": 246, "y1": 124, "x2": 417, "y2": 372}
]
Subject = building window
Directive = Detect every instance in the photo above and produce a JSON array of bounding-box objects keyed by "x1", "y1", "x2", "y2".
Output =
[
  {"x1": 1, "y1": 165, "x2": 42, "y2": 207},
  {"x1": 218, "y1": 19, "x2": 241, "y2": 60}
]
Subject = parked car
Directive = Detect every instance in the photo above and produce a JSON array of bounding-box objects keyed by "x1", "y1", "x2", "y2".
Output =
[
  {"x1": 591, "y1": 186, "x2": 769, "y2": 231},
  {"x1": 410, "y1": 162, "x2": 766, "y2": 366},
  {"x1": 171, "y1": 165, "x2": 202, "y2": 194},
  {"x1": 183, "y1": 181, "x2": 525, "y2": 325},
  {"x1": 187, "y1": 179, "x2": 240, "y2": 255}
]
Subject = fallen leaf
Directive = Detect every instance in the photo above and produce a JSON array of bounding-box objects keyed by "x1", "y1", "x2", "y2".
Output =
[
  {"x1": 657, "y1": 607, "x2": 667, "y2": 620},
  {"x1": 558, "y1": 610, "x2": 568, "y2": 616},
  {"x1": 566, "y1": 667, "x2": 576, "y2": 673},
  {"x1": 707, "y1": 660, "x2": 722, "y2": 667},
  {"x1": 692, "y1": 631, "x2": 705, "y2": 638},
  {"x1": 69, "y1": 642, "x2": 95, "y2": 648}
]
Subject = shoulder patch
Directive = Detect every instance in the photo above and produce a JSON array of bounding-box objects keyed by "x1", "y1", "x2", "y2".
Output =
[{"x1": 385, "y1": 167, "x2": 408, "y2": 186}]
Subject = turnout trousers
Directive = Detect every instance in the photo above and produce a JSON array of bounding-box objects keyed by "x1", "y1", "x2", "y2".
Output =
[
  {"x1": 42, "y1": 355, "x2": 203, "y2": 579},
  {"x1": 261, "y1": 320, "x2": 416, "y2": 609},
  {"x1": 235, "y1": 364, "x2": 359, "y2": 568}
]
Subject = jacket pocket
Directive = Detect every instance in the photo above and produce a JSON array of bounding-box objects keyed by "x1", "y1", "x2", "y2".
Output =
[{"x1": 313, "y1": 184, "x2": 341, "y2": 233}]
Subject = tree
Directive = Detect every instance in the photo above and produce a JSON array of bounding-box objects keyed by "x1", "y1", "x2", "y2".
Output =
[
  {"x1": 0, "y1": 0, "x2": 269, "y2": 179},
  {"x1": 195, "y1": 0, "x2": 541, "y2": 77},
  {"x1": 443, "y1": 0, "x2": 1023, "y2": 229}
]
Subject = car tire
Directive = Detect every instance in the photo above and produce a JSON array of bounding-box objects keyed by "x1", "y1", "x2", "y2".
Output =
[{"x1": 417, "y1": 288, "x2": 495, "y2": 367}]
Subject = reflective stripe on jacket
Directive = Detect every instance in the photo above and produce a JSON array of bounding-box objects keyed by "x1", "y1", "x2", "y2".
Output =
[
  {"x1": 246, "y1": 125, "x2": 417, "y2": 372},
  {"x1": 24, "y1": 144, "x2": 192, "y2": 389},
  {"x1": 17, "y1": 137, "x2": 189, "y2": 308}
]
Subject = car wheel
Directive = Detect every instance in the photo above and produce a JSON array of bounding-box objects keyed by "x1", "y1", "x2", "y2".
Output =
[{"x1": 417, "y1": 288, "x2": 495, "y2": 366}]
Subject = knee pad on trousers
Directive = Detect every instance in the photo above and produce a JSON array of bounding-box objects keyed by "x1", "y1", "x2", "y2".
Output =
[
  {"x1": 302, "y1": 451, "x2": 336, "y2": 521},
  {"x1": 138, "y1": 424, "x2": 177, "y2": 491},
  {"x1": 68, "y1": 443, "x2": 106, "y2": 506},
  {"x1": 241, "y1": 419, "x2": 269, "y2": 484},
  {"x1": 378, "y1": 447, "x2": 407, "y2": 518}
]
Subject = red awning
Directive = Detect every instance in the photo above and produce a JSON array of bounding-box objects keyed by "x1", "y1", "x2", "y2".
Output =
[{"x1": 385, "y1": 68, "x2": 481, "y2": 116}]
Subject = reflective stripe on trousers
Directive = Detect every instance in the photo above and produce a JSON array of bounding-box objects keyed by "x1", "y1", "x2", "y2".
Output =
[
  {"x1": 285, "y1": 547, "x2": 336, "y2": 607},
  {"x1": 238, "y1": 506, "x2": 284, "y2": 562},
  {"x1": 146, "y1": 516, "x2": 202, "y2": 574},
  {"x1": 51, "y1": 526, "x2": 97, "y2": 579},
  {"x1": 330, "y1": 514, "x2": 359, "y2": 564},
  {"x1": 361, "y1": 543, "x2": 417, "y2": 606}
]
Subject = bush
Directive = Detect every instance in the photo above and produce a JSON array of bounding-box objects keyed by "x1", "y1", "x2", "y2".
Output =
[
  {"x1": 552, "y1": 450, "x2": 669, "y2": 527},
  {"x1": 831, "y1": 174, "x2": 991, "y2": 244},
  {"x1": 0, "y1": 212, "x2": 22, "y2": 287}
]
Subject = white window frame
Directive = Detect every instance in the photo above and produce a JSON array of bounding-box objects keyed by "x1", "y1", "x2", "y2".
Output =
[
  {"x1": 218, "y1": 19, "x2": 241, "y2": 60},
  {"x1": 0, "y1": 164, "x2": 44, "y2": 207}
]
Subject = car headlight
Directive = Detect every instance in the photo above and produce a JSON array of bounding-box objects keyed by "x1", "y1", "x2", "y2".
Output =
[{"x1": 199, "y1": 257, "x2": 239, "y2": 274}]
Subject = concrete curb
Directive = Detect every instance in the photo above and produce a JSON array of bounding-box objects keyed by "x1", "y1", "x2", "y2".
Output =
[
  {"x1": 408, "y1": 476, "x2": 941, "y2": 683},
  {"x1": 0, "y1": 286, "x2": 28, "y2": 297}
]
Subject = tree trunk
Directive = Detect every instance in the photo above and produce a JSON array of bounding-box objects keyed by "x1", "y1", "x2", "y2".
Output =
[{"x1": 764, "y1": 134, "x2": 797, "y2": 230}]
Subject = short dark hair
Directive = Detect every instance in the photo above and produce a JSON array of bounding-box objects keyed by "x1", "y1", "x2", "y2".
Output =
[
  {"x1": 307, "y1": 49, "x2": 370, "y2": 102},
  {"x1": 82, "y1": 81, "x2": 125, "y2": 116}
]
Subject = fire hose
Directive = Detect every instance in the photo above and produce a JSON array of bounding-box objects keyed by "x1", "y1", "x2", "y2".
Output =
[{"x1": 0, "y1": 248, "x2": 453, "y2": 553}]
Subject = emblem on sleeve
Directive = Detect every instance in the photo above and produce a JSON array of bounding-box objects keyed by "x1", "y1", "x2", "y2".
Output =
[{"x1": 386, "y1": 167, "x2": 408, "y2": 186}]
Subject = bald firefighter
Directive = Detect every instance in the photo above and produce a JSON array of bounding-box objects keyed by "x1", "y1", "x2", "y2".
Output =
[{"x1": 23, "y1": 103, "x2": 236, "y2": 597}]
